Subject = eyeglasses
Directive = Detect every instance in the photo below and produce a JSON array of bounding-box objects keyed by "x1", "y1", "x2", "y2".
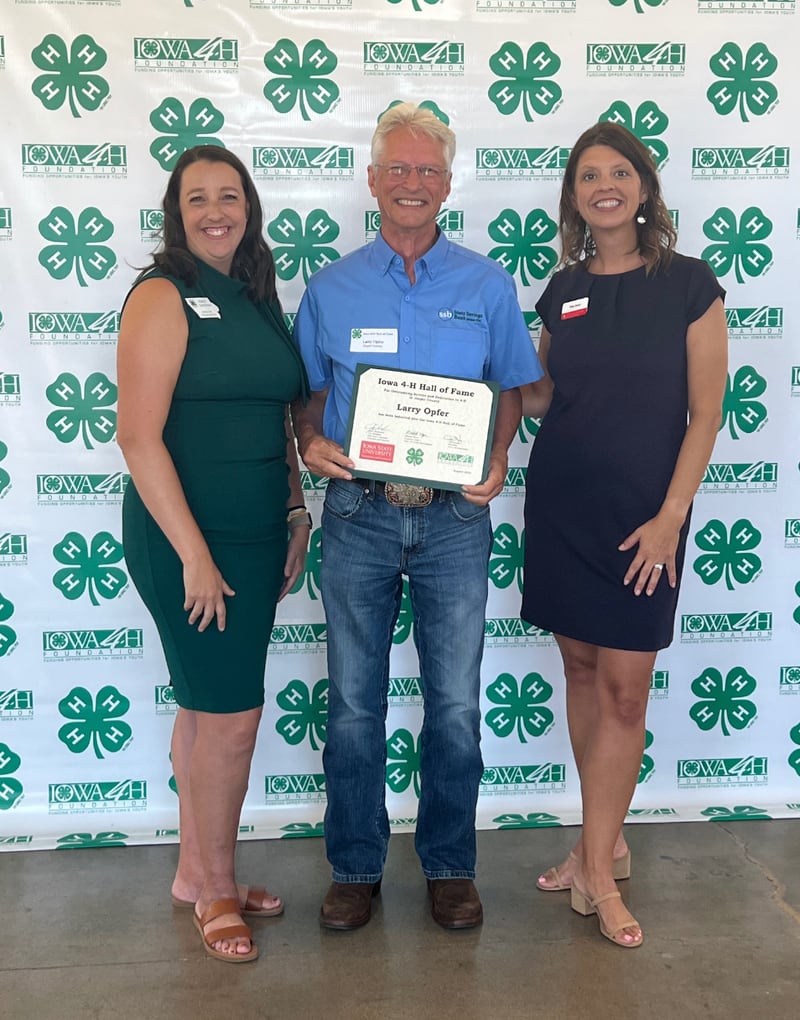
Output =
[{"x1": 373, "y1": 163, "x2": 450, "y2": 181}]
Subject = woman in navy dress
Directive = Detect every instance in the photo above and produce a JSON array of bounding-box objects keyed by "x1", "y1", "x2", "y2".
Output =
[{"x1": 521, "y1": 123, "x2": 727, "y2": 947}]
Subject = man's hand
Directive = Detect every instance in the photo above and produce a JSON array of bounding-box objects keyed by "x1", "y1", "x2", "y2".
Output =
[{"x1": 461, "y1": 449, "x2": 508, "y2": 505}]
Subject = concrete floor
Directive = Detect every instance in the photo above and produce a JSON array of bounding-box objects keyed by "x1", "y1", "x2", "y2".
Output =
[{"x1": 1, "y1": 820, "x2": 798, "y2": 1020}]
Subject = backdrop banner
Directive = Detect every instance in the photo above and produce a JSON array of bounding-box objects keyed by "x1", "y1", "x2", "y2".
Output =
[{"x1": 1, "y1": 0, "x2": 798, "y2": 852}]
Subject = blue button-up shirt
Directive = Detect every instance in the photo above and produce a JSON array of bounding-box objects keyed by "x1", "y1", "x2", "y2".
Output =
[{"x1": 294, "y1": 231, "x2": 543, "y2": 446}]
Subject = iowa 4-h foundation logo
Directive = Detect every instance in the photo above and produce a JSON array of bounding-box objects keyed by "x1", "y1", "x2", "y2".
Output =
[
  {"x1": 707, "y1": 42, "x2": 778, "y2": 122},
  {"x1": 690, "y1": 667, "x2": 757, "y2": 735},
  {"x1": 263, "y1": 39, "x2": 339, "y2": 120},
  {"x1": 489, "y1": 43, "x2": 562, "y2": 121},
  {"x1": 52, "y1": 531, "x2": 127, "y2": 604},
  {"x1": 693, "y1": 519, "x2": 762, "y2": 589},
  {"x1": 46, "y1": 372, "x2": 117, "y2": 448},
  {"x1": 38, "y1": 207, "x2": 116, "y2": 286},
  {"x1": 31, "y1": 34, "x2": 109, "y2": 117},
  {"x1": 150, "y1": 98, "x2": 225, "y2": 171},
  {"x1": 488, "y1": 209, "x2": 558, "y2": 287},
  {"x1": 58, "y1": 686, "x2": 132, "y2": 758},
  {"x1": 269, "y1": 211, "x2": 341, "y2": 283},
  {"x1": 275, "y1": 679, "x2": 328, "y2": 749},
  {"x1": 0, "y1": 592, "x2": 17, "y2": 657},
  {"x1": 0, "y1": 743, "x2": 24, "y2": 810},
  {"x1": 485, "y1": 672, "x2": 554, "y2": 741},
  {"x1": 703, "y1": 208, "x2": 772, "y2": 282}
]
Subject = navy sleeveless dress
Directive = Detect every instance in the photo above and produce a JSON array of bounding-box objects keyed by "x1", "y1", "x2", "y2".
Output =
[{"x1": 521, "y1": 255, "x2": 724, "y2": 651}]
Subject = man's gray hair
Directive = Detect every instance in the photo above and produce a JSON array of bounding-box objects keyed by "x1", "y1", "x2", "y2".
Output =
[{"x1": 371, "y1": 103, "x2": 456, "y2": 169}]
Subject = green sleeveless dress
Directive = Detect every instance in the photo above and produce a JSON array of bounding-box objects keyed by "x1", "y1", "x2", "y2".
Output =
[{"x1": 122, "y1": 257, "x2": 307, "y2": 712}]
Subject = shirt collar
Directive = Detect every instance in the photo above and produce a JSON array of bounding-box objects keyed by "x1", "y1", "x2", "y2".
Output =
[{"x1": 370, "y1": 228, "x2": 449, "y2": 280}]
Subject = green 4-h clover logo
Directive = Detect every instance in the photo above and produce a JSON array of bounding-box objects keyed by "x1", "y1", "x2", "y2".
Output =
[
  {"x1": 386, "y1": 727, "x2": 420, "y2": 796},
  {"x1": 263, "y1": 39, "x2": 339, "y2": 121},
  {"x1": 700, "y1": 806, "x2": 771, "y2": 822},
  {"x1": 149, "y1": 98, "x2": 225, "y2": 171},
  {"x1": 720, "y1": 366, "x2": 767, "y2": 439},
  {"x1": 280, "y1": 822, "x2": 325, "y2": 839},
  {"x1": 379, "y1": 99, "x2": 449, "y2": 125},
  {"x1": 488, "y1": 42, "x2": 562, "y2": 122},
  {"x1": 58, "y1": 685, "x2": 132, "y2": 758},
  {"x1": 637, "y1": 729, "x2": 654, "y2": 784},
  {"x1": 38, "y1": 207, "x2": 116, "y2": 286},
  {"x1": 289, "y1": 526, "x2": 322, "y2": 599},
  {"x1": 56, "y1": 831, "x2": 129, "y2": 849},
  {"x1": 0, "y1": 742, "x2": 23, "y2": 810},
  {"x1": 788, "y1": 722, "x2": 800, "y2": 776},
  {"x1": 392, "y1": 579, "x2": 415, "y2": 645},
  {"x1": 608, "y1": 0, "x2": 665, "y2": 9},
  {"x1": 387, "y1": 0, "x2": 442, "y2": 10},
  {"x1": 52, "y1": 531, "x2": 127, "y2": 605},
  {"x1": 517, "y1": 417, "x2": 541, "y2": 443},
  {"x1": 31, "y1": 34, "x2": 109, "y2": 118},
  {"x1": 488, "y1": 209, "x2": 558, "y2": 287},
  {"x1": 0, "y1": 592, "x2": 17, "y2": 658},
  {"x1": 46, "y1": 372, "x2": 117, "y2": 449},
  {"x1": 485, "y1": 672, "x2": 554, "y2": 742},
  {"x1": 702, "y1": 207, "x2": 772, "y2": 283},
  {"x1": 599, "y1": 100, "x2": 669, "y2": 168},
  {"x1": 489, "y1": 523, "x2": 524, "y2": 592},
  {"x1": 693, "y1": 519, "x2": 762, "y2": 590},
  {"x1": 707, "y1": 42, "x2": 778, "y2": 123},
  {"x1": 0, "y1": 440, "x2": 10, "y2": 498},
  {"x1": 406, "y1": 448, "x2": 424, "y2": 466},
  {"x1": 794, "y1": 581, "x2": 800, "y2": 627},
  {"x1": 493, "y1": 813, "x2": 560, "y2": 829},
  {"x1": 268, "y1": 210, "x2": 340, "y2": 284},
  {"x1": 689, "y1": 666, "x2": 758, "y2": 735},
  {"x1": 275, "y1": 678, "x2": 328, "y2": 750}
]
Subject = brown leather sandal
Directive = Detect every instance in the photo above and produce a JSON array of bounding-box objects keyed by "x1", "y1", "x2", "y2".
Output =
[{"x1": 192, "y1": 897, "x2": 258, "y2": 963}]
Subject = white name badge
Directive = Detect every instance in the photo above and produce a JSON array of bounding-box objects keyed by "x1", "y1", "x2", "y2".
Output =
[
  {"x1": 350, "y1": 327, "x2": 398, "y2": 353},
  {"x1": 561, "y1": 297, "x2": 589, "y2": 320},
  {"x1": 185, "y1": 297, "x2": 221, "y2": 319}
]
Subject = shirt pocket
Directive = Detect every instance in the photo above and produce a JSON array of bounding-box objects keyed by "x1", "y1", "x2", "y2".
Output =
[{"x1": 429, "y1": 326, "x2": 489, "y2": 378}]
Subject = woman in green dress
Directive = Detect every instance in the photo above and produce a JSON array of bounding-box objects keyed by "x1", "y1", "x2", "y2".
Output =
[{"x1": 117, "y1": 146, "x2": 310, "y2": 963}]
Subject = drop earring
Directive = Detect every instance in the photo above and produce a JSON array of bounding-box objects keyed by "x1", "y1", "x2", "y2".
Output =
[{"x1": 636, "y1": 204, "x2": 647, "y2": 225}]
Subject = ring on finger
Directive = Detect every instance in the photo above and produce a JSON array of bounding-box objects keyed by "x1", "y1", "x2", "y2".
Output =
[{"x1": 652, "y1": 563, "x2": 664, "y2": 570}]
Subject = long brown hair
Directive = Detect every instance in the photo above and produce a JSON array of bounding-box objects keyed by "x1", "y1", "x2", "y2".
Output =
[
  {"x1": 558, "y1": 122, "x2": 676, "y2": 273},
  {"x1": 143, "y1": 145, "x2": 278, "y2": 303}
]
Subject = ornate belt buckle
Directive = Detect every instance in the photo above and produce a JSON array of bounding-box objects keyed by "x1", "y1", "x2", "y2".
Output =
[{"x1": 384, "y1": 482, "x2": 434, "y2": 507}]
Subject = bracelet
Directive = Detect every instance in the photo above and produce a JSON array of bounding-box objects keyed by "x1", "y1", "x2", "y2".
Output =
[
  {"x1": 287, "y1": 509, "x2": 312, "y2": 531},
  {"x1": 286, "y1": 504, "x2": 306, "y2": 514}
]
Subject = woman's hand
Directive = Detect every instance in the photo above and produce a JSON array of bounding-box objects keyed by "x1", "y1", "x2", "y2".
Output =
[
  {"x1": 279, "y1": 527, "x2": 309, "y2": 601},
  {"x1": 618, "y1": 512, "x2": 683, "y2": 597},
  {"x1": 182, "y1": 553, "x2": 235, "y2": 632}
]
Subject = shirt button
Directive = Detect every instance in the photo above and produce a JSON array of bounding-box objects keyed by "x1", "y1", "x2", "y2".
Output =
[
  {"x1": 404, "y1": 295, "x2": 410, "y2": 302},
  {"x1": 403, "y1": 336, "x2": 410, "y2": 343}
]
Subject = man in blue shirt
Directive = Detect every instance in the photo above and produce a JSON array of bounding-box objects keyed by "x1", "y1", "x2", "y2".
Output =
[{"x1": 292, "y1": 103, "x2": 543, "y2": 931}]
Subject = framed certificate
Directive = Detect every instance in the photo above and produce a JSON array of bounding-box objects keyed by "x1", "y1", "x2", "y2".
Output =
[{"x1": 343, "y1": 365, "x2": 499, "y2": 489}]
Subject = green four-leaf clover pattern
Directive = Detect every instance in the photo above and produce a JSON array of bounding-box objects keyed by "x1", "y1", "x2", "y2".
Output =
[
  {"x1": 0, "y1": 592, "x2": 17, "y2": 658},
  {"x1": 268, "y1": 210, "x2": 340, "y2": 284},
  {"x1": 56, "y1": 831, "x2": 129, "y2": 849},
  {"x1": 46, "y1": 372, "x2": 117, "y2": 449},
  {"x1": 275, "y1": 678, "x2": 328, "y2": 750},
  {"x1": 609, "y1": 0, "x2": 665, "y2": 8},
  {"x1": 0, "y1": 742, "x2": 23, "y2": 810},
  {"x1": 488, "y1": 42, "x2": 562, "y2": 122},
  {"x1": 58, "y1": 686, "x2": 132, "y2": 758},
  {"x1": 149, "y1": 98, "x2": 225, "y2": 171},
  {"x1": 637, "y1": 729, "x2": 654, "y2": 784},
  {"x1": 289, "y1": 527, "x2": 322, "y2": 599},
  {"x1": 788, "y1": 723, "x2": 800, "y2": 776},
  {"x1": 702, "y1": 207, "x2": 772, "y2": 283},
  {"x1": 690, "y1": 666, "x2": 757, "y2": 736},
  {"x1": 386, "y1": 727, "x2": 421, "y2": 796},
  {"x1": 392, "y1": 579, "x2": 415, "y2": 645},
  {"x1": 700, "y1": 806, "x2": 771, "y2": 822},
  {"x1": 693, "y1": 519, "x2": 762, "y2": 590},
  {"x1": 517, "y1": 417, "x2": 541, "y2": 443},
  {"x1": 720, "y1": 367, "x2": 767, "y2": 439},
  {"x1": 599, "y1": 100, "x2": 669, "y2": 168},
  {"x1": 0, "y1": 441, "x2": 10, "y2": 498},
  {"x1": 379, "y1": 99, "x2": 449, "y2": 125},
  {"x1": 38, "y1": 207, "x2": 116, "y2": 286},
  {"x1": 489, "y1": 523, "x2": 524, "y2": 592},
  {"x1": 707, "y1": 42, "x2": 778, "y2": 123},
  {"x1": 488, "y1": 209, "x2": 558, "y2": 287},
  {"x1": 263, "y1": 39, "x2": 339, "y2": 121},
  {"x1": 485, "y1": 672, "x2": 554, "y2": 742},
  {"x1": 31, "y1": 34, "x2": 109, "y2": 118},
  {"x1": 387, "y1": 0, "x2": 442, "y2": 10},
  {"x1": 406, "y1": 448, "x2": 424, "y2": 466},
  {"x1": 280, "y1": 822, "x2": 325, "y2": 839},
  {"x1": 493, "y1": 813, "x2": 561, "y2": 829},
  {"x1": 794, "y1": 582, "x2": 800, "y2": 627},
  {"x1": 52, "y1": 531, "x2": 127, "y2": 605}
]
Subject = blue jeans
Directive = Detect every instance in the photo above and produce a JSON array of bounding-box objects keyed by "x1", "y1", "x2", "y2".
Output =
[{"x1": 320, "y1": 478, "x2": 492, "y2": 882}]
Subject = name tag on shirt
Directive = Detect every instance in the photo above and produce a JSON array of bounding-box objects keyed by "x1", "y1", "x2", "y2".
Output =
[
  {"x1": 185, "y1": 297, "x2": 221, "y2": 319},
  {"x1": 350, "y1": 327, "x2": 398, "y2": 353},
  {"x1": 561, "y1": 297, "x2": 589, "y2": 320}
]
